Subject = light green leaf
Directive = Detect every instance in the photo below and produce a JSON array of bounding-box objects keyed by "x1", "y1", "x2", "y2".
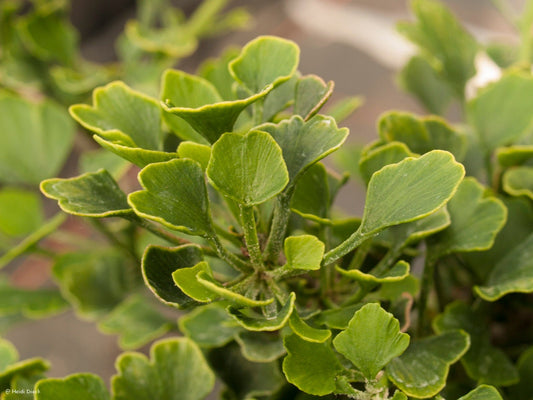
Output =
[
  {"x1": 235, "y1": 331, "x2": 286, "y2": 362},
  {"x1": 178, "y1": 303, "x2": 242, "y2": 347},
  {"x1": 177, "y1": 141, "x2": 211, "y2": 171},
  {"x1": 399, "y1": 55, "x2": 453, "y2": 115},
  {"x1": 198, "y1": 46, "x2": 240, "y2": 101},
  {"x1": 458, "y1": 385, "x2": 503, "y2": 400},
  {"x1": 228, "y1": 292, "x2": 295, "y2": 331},
  {"x1": 283, "y1": 334, "x2": 341, "y2": 396},
  {"x1": 98, "y1": 295, "x2": 172, "y2": 350},
  {"x1": 257, "y1": 115, "x2": 348, "y2": 187},
  {"x1": 503, "y1": 166, "x2": 533, "y2": 200},
  {"x1": 360, "y1": 150, "x2": 464, "y2": 236},
  {"x1": 337, "y1": 260, "x2": 410, "y2": 284},
  {"x1": 433, "y1": 301, "x2": 519, "y2": 386},
  {"x1": 430, "y1": 177, "x2": 507, "y2": 257},
  {"x1": 209, "y1": 343, "x2": 283, "y2": 399},
  {"x1": 172, "y1": 262, "x2": 216, "y2": 303},
  {"x1": 391, "y1": 391, "x2": 409, "y2": 400},
  {"x1": 288, "y1": 312, "x2": 331, "y2": 343},
  {"x1": 0, "y1": 338, "x2": 18, "y2": 372},
  {"x1": 333, "y1": 303, "x2": 409, "y2": 380},
  {"x1": 284, "y1": 235, "x2": 324, "y2": 271},
  {"x1": 0, "y1": 359, "x2": 49, "y2": 392},
  {"x1": 475, "y1": 231, "x2": 533, "y2": 301},
  {"x1": 294, "y1": 75, "x2": 334, "y2": 120},
  {"x1": 386, "y1": 330, "x2": 470, "y2": 398},
  {"x1": 496, "y1": 145, "x2": 533, "y2": 168},
  {"x1": 0, "y1": 94, "x2": 75, "y2": 184},
  {"x1": 36, "y1": 374, "x2": 109, "y2": 400},
  {"x1": 508, "y1": 346, "x2": 533, "y2": 400},
  {"x1": 161, "y1": 69, "x2": 272, "y2": 144},
  {"x1": 229, "y1": 36, "x2": 300, "y2": 93},
  {"x1": 0, "y1": 281, "x2": 67, "y2": 319},
  {"x1": 112, "y1": 337, "x2": 215, "y2": 400},
  {"x1": 41, "y1": 170, "x2": 132, "y2": 218},
  {"x1": 378, "y1": 112, "x2": 466, "y2": 161},
  {"x1": 207, "y1": 131, "x2": 288, "y2": 206},
  {"x1": 398, "y1": 0, "x2": 478, "y2": 95},
  {"x1": 325, "y1": 96, "x2": 364, "y2": 124},
  {"x1": 0, "y1": 189, "x2": 44, "y2": 237},
  {"x1": 142, "y1": 244, "x2": 203, "y2": 308},
  {"x1": 129, "y1": 159, "x2": 214, "y2": 236},
  {"x1": 79, "y1": 149, "x2": 130, "y2": 180},
  {"x1": 70, "y1": 81, "x2": 164, "y2": 151},
  {"x1": 359, "y1": 142, "x2": 413, "y2": 184},
  {"x1": 378, "y1": 275, "x2": 420, "y2": 301},
  {"x1": 53, "y1": 251, "x2": 130, "y2": 319},
  {"x1": 467, "y1": 72, "x2": 533, "y2": 150}
]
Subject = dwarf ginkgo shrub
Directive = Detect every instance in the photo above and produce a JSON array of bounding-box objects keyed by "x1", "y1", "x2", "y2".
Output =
[{"x1": 1, "y1": 0, "x2": 533, "y2": 399}]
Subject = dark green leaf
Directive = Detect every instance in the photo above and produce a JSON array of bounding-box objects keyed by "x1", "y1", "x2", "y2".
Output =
[{"x1": 508, "y1": 346, "x2": 533, "y2": 400}]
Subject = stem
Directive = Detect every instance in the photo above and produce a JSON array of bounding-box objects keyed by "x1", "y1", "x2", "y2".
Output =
[
  {"x1": 208, "y1": 235, "x2": 251, "y2": 273},
  {"x1": 263, "y1": 189, "x2": 293, "y2": 263},
  {"x1": 322, "y1": 228, "x2": 368, "y2": 267},
  {"x1": 347, "y1": 238, "x2": 372, "y2": 270},
  {"x1": 240, "y1": 205, "x2": 265, "y2": 270},
  {"x1": 128, "y1": 216, "x2": 189, "y2": 246},
  {"x1": 418, "y1": 255, "x2": 437, "y2": 337}
]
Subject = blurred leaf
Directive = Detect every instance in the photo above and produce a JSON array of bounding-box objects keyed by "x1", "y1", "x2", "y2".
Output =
[
  {"x1": 198, "y1": 46, "x2": 240, "y2": 101},
  {"x1": 229, "y1": 36, "x2": 299, "y2": 93},
  {"x1": 333, "y1": 303, "x2": 409, "y2": 380},
  {"x1": 112, "y1": 337, "x2": 215, "y2": 400},
  {"x1": 503, "y1": 166, "x2": 533, "y2": 200},
  {"x1": 98, "y1": 295, "x2": 172, "y2": 350},
  {"x1": 0, "y1": 94, "x2": 75, "y2": 184},
  {"x1": 508, "y1": 346, "x2": 533, "y2": 400},
  {"x1": 79, "y1": 149, "x2": 129, "y2": 180},
  {"x1": 4, "y1": 372, "x2": 46, "y2": 400},
  {"x1": 0, "y1": 189, "x2": 44, "y2": 237},
  {"x1": 458, "y1": 385, "x2": 503, "y2": 400},
  {"x1": 207, "y1": 131, "x2": 288, "y2": 206},
  {"x1": 235, "y1": 331, "x2": 286, "y2": 362},
  {"x1": 0, "y1": 358, "x2": 49, "y2": 392},
  {"x1": 228, "y1": 292, "x2": 295, "y2": 331},
  {"x1": 496, "y1": 145, "x2": 533, "y2": 168},
  {"x1": 129, "y1": 159, "x2": 214, "y2": 236},
  {"x1": 311, "y1": 304, "x2": 363, "y2": 330},
  {"x1": 325, "y1": 96, "x2": 363, "y2": 124},
  {"x1": 0, "y1": 338, "x2": 18, "y2": 372},
  {"x1": 36, "y1": 373, "x2": 109, "y2": 400},
  {"x1": 177, "y1": 142, "x2": 211, "y2": 171},
  {"x1": 41, "y1": 170, "x2": 132, "y2": 218},
  {"x1": 387, "y1": 330, "x2": 470, "y2": 398},
  {"x1": 0, "y1": 281, "x2": 67, "y2": 318}
]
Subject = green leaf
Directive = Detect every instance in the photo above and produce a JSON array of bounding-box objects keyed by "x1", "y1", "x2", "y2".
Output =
[
  {"x1": 129, "y1": 159, "x2": 214, "y2": 236},
  {"x1": 399, "y1": 55, "x2": 453, "y2": 115},
  {"x1": 262, "y1": 75, "x2": 299, "y2": 122},
  {"x1": 336, "y1": 260, "x2": 410, "y2": 284},
  {"x1": 312, "y1": 304, "x2": 363, "y2": 330},
  {"x1": 142, "y1": 244, "x2": 203, "y2": 308},
  {"x1": 98, "y1": 295, "x2": 172, "y2": 350},
  {"x1": 209, "y1": 342, "x2": 284, "y2": 400},
  {"x1": 430, "y1": 177, "x2": 507, "y2": 257},
  {"x1": 53, "y1": 251, "x2": 130, "y2": 319},
  {"x1": 496, "y1": 145, "x2": 533, "y2": 168},
  {"x1": 378, "y1": 275, "x2": 420, "y2": 301},
  {"x1": 467, "y1": 72, "x2": 533, "y2": 150},
  {"x1": 283, "y1": 235, "x2": 324, "y2": 271},
  {"x1": 4, "y1": 373, "x2": 46, "y2": 400},
  {"x1": 112, "y1": 337, "x2": 215, "y2": 400},
  {"x1": 508, "y1": 346, "x2": 533, "y2": 400},
  {"x1": 36, "y1": 374, "x2": 109, "y2": 400},
  {"x1": 161, "y1": 69, "x2": 272, "y2": 144},
  {"x1": 229, "y1": 36, "x2": 300, "y2": 93},
  {"x1": 290, "y1": 162, "x2": 330, "y2": 223},
  {"x1": 0, "y1": 281, "x2": 67, "y2": 318},
  {"x1": 79, "y1": 149, "x2": 130, "y2": 180},
  {"x1": 0, "y1": 338, "x2": 18, "y2": 371},
  {"x1": 475, "y1": 231, "x2": 533, "y2": 301},
  {"x1": 378, "y1": 112, "x2": 467, "y2": 161},
  {"x1": 398, "y1": 0, "x2": 478, "y2": 95},
  {"x1": 360, "y1": 150, "x2": 464, "y2": 236},
  {"x1": 70, "y1": 81, "x2": 164, "y2": 151},
  {"x1": 325, "y1": 96, "x2": 364, "y2": 124},
  {"x1": 0, "y1": 94, "x2": 75, "y2": 184},
  {"x1": 177, "y1": 142, "x2": 211, "y2": 171},
  {"x1": 0, "y1": 359, "x2": 49, "y2": 392},
  {"x1": 503, "y1": 166, "x2": 533, "y2": 200},
  {"x1": 387, "y1": 330, "x2": 470, "y2": 398},
  {"x1": 0, "y1": 189, "x2": 44, "y2": 237},
  {"x1": 207, "y1": 130, "x2": 288, "y2": 206},
  {"x1": 198, "y1": 46, "x2": 240, "y2": 101},
  {"x1": 433, "y1": 301, "x2": 519, "y2": 386},
  {"x1": 228, "y1": 292, "x2": 295, "y2": 331},
  {"x1": 258, "y1": 115, "x2": 348, "y2": 188},
  {"x1": 172, "y1": 261, "x2": 216, "y2": 303},
  {"x1": 282, "y1": 334, "x2": 341, "y2": 396},
  {"x1": 333, "y1": 303, "x2": 409, "y2": 380},
  {"x1": 41, "y1": 170, "x2": 132, "y2": 218},
  {"x1": 294, "y1": 75, "x2": 334, "y2": 120},
  {"x1": 359, "y1": 142, "x2": 413, "y2": 184},
  {"x1": 458, "y1": 385, "x2": 503, "y2": 400},
  {"x1": 235, "y1": 331, "x2": 286, "y2": 362},
  {"x1": 178, "y1": 303, "x2": 242, "y2": 347},
  {"x1": 288, "y1": 312, "x2": 331, "y2": 343}
]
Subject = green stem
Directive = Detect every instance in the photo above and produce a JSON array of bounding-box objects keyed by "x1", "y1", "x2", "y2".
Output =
[
  {"x1": 322, "y1": 228, "x2": 368, "y2": 266},
  {"x1": 418, "y1": 255, "x2": 437, "y2": 337},
  {"x1": 240, "y1": 205, "x2": 265, "y2": 270},
  {"x1": 208, "y1": 235, "x2": 251, "y2": 273},
  {"x1": 347, "y1": 238, "x2": 372, "y2": 270},
  {"x1": 128, "y1": 216, "x2": 189, "y2": 246},
  {"x1": 263, "y1": 189, "x2": 293, "y2": 263}
]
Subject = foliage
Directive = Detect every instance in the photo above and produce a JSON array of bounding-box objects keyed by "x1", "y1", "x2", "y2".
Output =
[{"x1": 1, "y1": 0, "x2": 533, "y2": 399}]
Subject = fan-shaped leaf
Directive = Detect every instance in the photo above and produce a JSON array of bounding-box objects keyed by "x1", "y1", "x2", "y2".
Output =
[
  {"x1": 235, "y1": 331, "x2": 286, "y2": 362},
  {"x1": 359, "y1": 141, "x2": 413, "y2": 184},
  {"x1": 36, "y1": 373, "x2": 109, "y2": 400},
  {"x1": 503, "y1": 166, "x2": 533, "y2": 200},
  {"x1": 228, "y1": 292, "x2": 295, "y2": 331},
  {"x1": 294, "y1": 75, "x2": 334, "y2": 120},
  {"x1": 458, "y1": 385, "x2": 503, "y2": 400}
]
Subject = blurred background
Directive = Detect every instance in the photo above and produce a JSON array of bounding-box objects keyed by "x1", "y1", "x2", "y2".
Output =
[{"x1": 2, "y1": 0, "x2": 524, "y2": 386}]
